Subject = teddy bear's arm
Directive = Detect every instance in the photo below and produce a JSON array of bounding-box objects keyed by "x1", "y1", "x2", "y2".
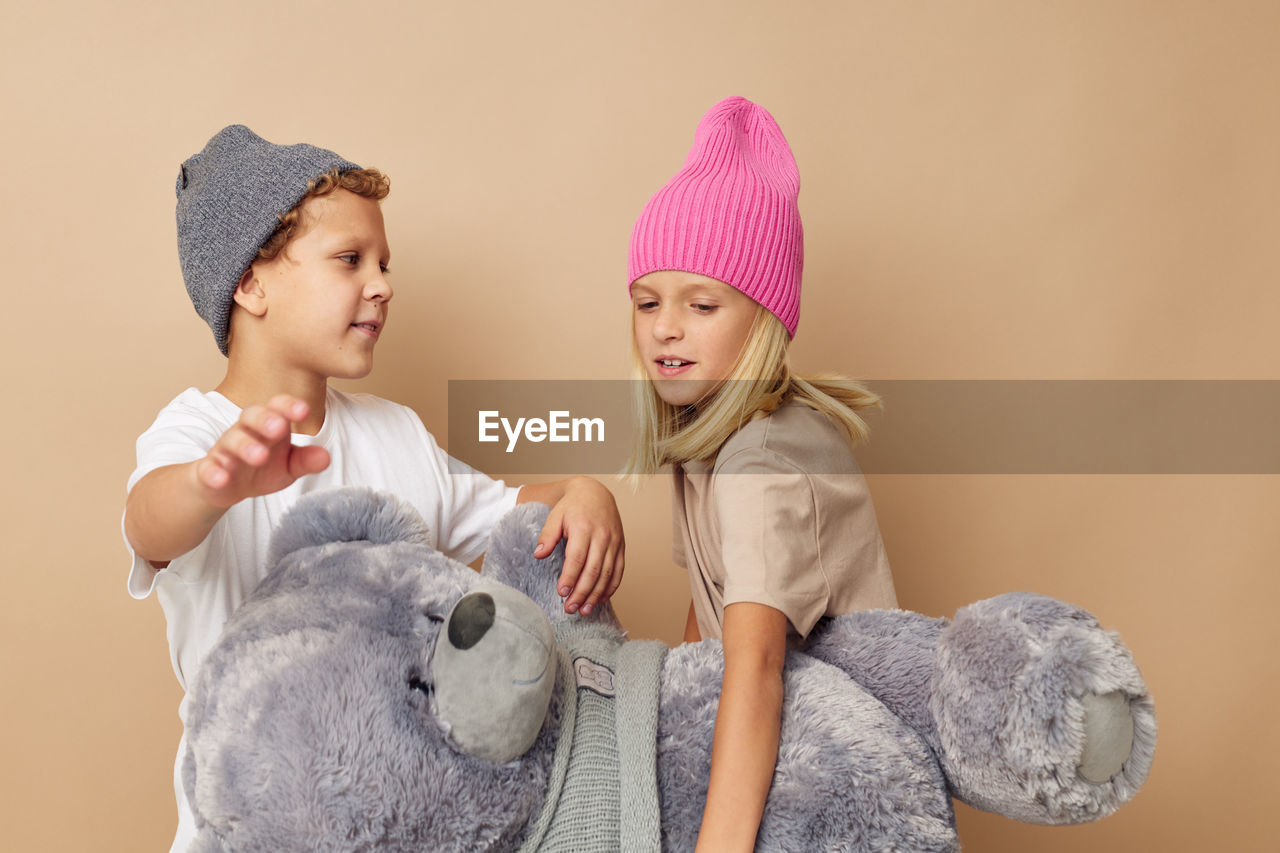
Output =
[
  {"x1": 804, "y1": 595, "x2": 1155, "y2": 826},
  {"x1": 931, "y1": 593, "x2": 1156, "y2": 824}
]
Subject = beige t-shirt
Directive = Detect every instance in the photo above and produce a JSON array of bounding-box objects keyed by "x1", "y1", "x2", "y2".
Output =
[{"x1": 672, "y1": 401, "x2": 898, "y2": 641}]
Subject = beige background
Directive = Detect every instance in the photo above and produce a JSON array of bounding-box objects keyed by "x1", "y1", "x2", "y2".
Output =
[{"x1": 2, "y1": 1, "x2": 1276, "y2": 850}]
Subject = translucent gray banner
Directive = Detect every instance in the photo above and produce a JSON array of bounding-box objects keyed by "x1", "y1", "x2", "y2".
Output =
[{"x1": 447, "y1": 381, "x2": 1280, "y2": 475}]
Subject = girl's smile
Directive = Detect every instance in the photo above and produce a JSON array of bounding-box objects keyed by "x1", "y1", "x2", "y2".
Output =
[{"x1": 655, "y1": 355, "x2": 696, "y2": 377}]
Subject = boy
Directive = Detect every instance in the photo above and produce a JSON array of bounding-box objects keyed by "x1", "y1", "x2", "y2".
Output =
[{"x1": 123, "y1": 126, "x2": 625, "y2": 852}]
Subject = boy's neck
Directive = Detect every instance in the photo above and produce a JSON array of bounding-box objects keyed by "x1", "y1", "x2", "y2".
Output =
[{"x1": 216, "y1": 359, "x2": 328, "y2": 436}]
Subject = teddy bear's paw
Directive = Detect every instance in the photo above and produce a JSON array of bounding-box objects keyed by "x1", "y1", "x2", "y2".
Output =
[
  {"x1": 1079, "y1": 690, "x2": 1135, "y2": 783},
  {"x1": 931, "y1": 592, "x2": 1156, "y2": 825}
]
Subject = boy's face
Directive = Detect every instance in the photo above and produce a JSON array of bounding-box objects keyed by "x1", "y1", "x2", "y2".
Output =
[{"x1": 248, "y1": 188, "x2": 392, "y2": 382}]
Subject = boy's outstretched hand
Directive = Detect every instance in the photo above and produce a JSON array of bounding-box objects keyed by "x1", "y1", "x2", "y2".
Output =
[
  {"x1": 195, "y1": 395, "x2": 330, "y2": 506},
  {"x1": 520, "y1": 476, "x2": 625, "y2": 616},
  {"x1": 126, "y1": 394, "x2": 330, "y2": 567}
]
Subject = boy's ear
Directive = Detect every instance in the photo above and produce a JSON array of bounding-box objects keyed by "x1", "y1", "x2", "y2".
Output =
[{"x1": 232, "y1": 265, "x2": 269, "y2": 317}]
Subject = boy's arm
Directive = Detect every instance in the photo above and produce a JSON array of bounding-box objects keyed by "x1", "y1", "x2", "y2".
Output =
[
  {"x1": 125, "y1": 395, "x2": 329, "y2": 565},
  {"x1": 517, "y1": 476, "x2": 624, "y2": 616},
  {"x1": 696, "y1": 601, "x2": 788, "y2": 852},
  {"x1": 126, "y1": 462, "x2": 230, "y2": 567}
]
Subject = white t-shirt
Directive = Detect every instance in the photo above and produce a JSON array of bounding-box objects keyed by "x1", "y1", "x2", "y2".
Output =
[{"x1": 123, "y1": 386, "x2": 520, "y2": 852}]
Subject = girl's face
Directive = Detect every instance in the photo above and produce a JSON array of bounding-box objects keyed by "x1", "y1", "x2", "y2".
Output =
[{"x1": 632, "y1": 271, "x2": 760, "y2": 407}]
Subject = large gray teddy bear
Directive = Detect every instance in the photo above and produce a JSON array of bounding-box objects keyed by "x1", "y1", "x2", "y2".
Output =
[{"x1": 184, "y1": 487, "x2": 1155, "y2": 852}]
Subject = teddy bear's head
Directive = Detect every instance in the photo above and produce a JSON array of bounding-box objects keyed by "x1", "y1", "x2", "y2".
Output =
[{"x1": 182, "y1": 488, "x2": 564, "y2": 852}]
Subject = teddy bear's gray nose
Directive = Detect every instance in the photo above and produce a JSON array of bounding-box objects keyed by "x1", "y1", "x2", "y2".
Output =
[
  {"x1": 434, "y1": 584, "x2": 558, "y2": 763},
  {"x1": 448, "y1": 592, "x2": 496, "y2": 650}
]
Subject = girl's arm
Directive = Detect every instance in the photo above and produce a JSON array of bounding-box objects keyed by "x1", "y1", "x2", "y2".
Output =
[{"x1": 696, "y1": 601, "x2": 789, "y2": 852}]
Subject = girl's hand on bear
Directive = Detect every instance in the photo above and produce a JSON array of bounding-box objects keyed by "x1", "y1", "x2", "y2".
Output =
[
  {"x1": 534, "y1": 476, "x2": 625, "y2": 616},
  {"x1": 195, "y1": 394, "x2": 331, "y2": 507}
]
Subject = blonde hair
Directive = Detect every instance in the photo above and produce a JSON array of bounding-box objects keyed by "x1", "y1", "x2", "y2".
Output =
[
  {"x1": 623, "y1": 306, "x2": 881, "y2": 481},
  {"x1": 255, "y1": 167, "x2": 391, "y2": 262}
]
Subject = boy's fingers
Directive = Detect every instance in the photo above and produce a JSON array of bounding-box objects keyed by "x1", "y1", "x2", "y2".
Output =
[
  {"x1": 582, "y1": 542, "x2": 616, "y2": 613},
  {"x1": 568, "y1": 540, "x2": 604, "y2": 614},
  {"x1": 559, "y1": 539, "x2": 588, "y2": 611},
  {"x1": 604, "y1": 547, "x2": 625, "y2": 600},
  {"x1": 241, "y1": 404, "x2": 289, "y2": 443},
  {"x1": 195, "y1": 456, "x2": 230, "y2": 490},
  {"x1": 206, "y1": 444, "x2": 244, "y2": 478},
  {"x1": 267, "y1": 394, "x2": 309, "y2": 424},
  {"x1": 224, "y1": 425, "x2": 271, "y2": 466},
  {"x1": 538, "y1": 509, "x2": 567, "y2": 575},
  {"x1": 288, "y1": 445, "x2": 331, "y2": 478}
]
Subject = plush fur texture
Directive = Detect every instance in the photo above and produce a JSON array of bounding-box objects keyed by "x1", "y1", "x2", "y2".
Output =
[{"x1": 184, "y1": 487, "x2": 1156, "y2": 852}]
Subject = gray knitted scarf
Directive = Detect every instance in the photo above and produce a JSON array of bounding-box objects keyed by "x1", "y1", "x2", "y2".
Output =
[{"x1": 518, "y1": 622, "x2": 667, "y2": 852}]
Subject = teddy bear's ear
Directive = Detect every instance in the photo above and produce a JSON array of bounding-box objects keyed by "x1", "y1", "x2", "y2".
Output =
[
  {"x1": 478, "y1": 501, "x2": 576, "y2": 616},
  {"x1": 267, "y1": 486, "x2": 434, "y2": 565},
  {"x1": 480, "y1": 501, "x2": 553, "y2": 590}
]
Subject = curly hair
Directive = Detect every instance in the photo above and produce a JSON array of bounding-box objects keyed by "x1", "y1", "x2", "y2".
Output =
[{"x1": 255, "y1": 167, "x2": 390, "y2": 262}]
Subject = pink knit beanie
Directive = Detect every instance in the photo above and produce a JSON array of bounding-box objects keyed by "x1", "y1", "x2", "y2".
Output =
[{"x1": 629, "y1": 96, "x2": 803, "y2": 337}]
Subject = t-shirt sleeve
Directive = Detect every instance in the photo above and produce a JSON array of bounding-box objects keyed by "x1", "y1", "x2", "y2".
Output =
[
  {"x1": 128, "y1": 409, "x2": 222, "y2": 491},
  {"x1": 713, "y1": 447, "x2": 830, "y2": 638},
  {"x1": 123, "y1": 402, "x2": 224, "y2": 599},
  {"x1": 412, "y1": 418, "x2": 519, "y2": 564}
]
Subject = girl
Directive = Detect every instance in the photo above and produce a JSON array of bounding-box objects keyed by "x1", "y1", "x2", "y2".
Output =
[{"x1": 625, "y1": 97, "x2": 899, "y2": 851}]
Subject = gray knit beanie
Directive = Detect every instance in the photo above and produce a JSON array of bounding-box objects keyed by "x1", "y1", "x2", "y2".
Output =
[{"x1": 175, "y1": 125, "x2": 362, "y2": 355}]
